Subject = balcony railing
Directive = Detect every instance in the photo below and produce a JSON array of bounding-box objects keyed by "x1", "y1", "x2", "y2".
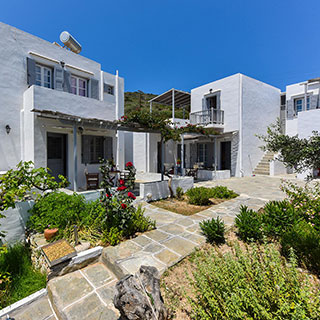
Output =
[{"x1": 190, "y1": 108, "x2": 224, "y2": 126}]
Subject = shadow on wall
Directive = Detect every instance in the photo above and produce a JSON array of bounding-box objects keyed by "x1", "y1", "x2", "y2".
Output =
[{"x1": 1, "y1": 201, "x2": 34, "y2": 245}]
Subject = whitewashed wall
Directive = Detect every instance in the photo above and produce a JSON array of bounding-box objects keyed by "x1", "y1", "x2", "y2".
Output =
[
  {"x1": 191, "y1": 74, "x2": 240, "y2": 133},
  {"x1": 0, "y1": 22, "x2": 124, "y2": 181},
  {"x1": 140, "y1": 176, "x2": 194, "y2": 201},
  {"x1": 241, "y1": 75, "x2": 280, "y2": 176}
]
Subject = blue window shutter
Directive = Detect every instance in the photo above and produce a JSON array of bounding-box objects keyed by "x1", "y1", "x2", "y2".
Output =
[
  {"x1": 287, "y1": 99, "x2": 294, "y2": 118},
  {"x1": 310, "y1": 95, "x2": 318, "y2": 110},
  {"x1": 63, "y1": 70, "x2": 72, "y2": 93},
  {"x1": 27, "y1": 57, "x2": 36, "y2": 86},
  {"x1": 104, "y1": 137, "x2": 113, "y2": 161},
  {"x1": 81, "y1": 135, "x2": 90, "y2": 164},
  {"x1": 90, "y1": 79, "x2": 99, "y2": 100},
  {"x1": 54, "y1": 66, "x2": 64, "y2": 91}
]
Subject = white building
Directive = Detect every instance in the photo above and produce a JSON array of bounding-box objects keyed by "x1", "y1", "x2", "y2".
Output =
[
  {"x1": 0, "y1": 22, "x2": 125, "y2": 190},
  {"x1": 127, "y1": 73, "x2": 280, "y2": 178},
  {"x1": 284, "y1": 78, "x2": 320, "y2": 178}
]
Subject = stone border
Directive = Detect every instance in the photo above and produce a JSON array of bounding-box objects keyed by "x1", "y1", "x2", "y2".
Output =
[
  {"x1": 0, "y1": 288, "x2": 47, "y2": 318},
  {"x1": 48, "y1": 246, "x2": 103, "y2": 279}
]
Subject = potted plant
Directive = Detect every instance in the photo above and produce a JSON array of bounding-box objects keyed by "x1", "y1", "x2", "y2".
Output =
[{"x1": 44, "y1": 225, "x2": 59, "y2": 241}]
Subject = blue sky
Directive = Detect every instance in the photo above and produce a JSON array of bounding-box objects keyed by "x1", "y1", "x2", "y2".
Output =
[{"x1": 1, "y1": 0, "x2": 319, "y2": 94}]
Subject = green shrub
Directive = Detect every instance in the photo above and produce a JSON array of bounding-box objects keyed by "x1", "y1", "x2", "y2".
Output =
[
  {"x1": 175, "y1": 186, "x2": 184, "y2": 200},
  {"x1": 102, "y1": 227, "x2": 122, "y2": 246},
  {"x1": 281, "y1": 181, "x2": 320, "y2": 231},
  {"x1": 235, "y1": 205, "x2": 263, "y2": 242},
  {"x1": 186, "y1": 186, "x2": 238, "y2": 206},
  {"x1": 188, "y1": 242, "x2": 320, "y2": 320},
  {"x1": 129, "y1": 205, "x2": 156, "y2": 234},
  {"x1": 262, "y1": 200, "x2": 300, "y2": 238},
  {"x1": 0, "y1": 243, "x2": 46, "y2": 308},
  {"x1": 281, "y1": 220, "x2": 320, "y2": 274},
  {"x1": 208, "y1": 185, "x2": 238, "y2": 199},
  {"x1": 186, "y1": 187, "x2": 211, "y2": 205},
  {"x1": 200, "y1": 217, "x2": 225, "y2": 244},
  {"x1": 28, "y1": 191, "x2": 92, "y2": 232}
]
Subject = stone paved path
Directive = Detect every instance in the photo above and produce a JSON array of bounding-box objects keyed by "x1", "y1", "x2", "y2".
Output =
[{"x1": 3, "y1": 176, "x2": 302, "y2": 320}]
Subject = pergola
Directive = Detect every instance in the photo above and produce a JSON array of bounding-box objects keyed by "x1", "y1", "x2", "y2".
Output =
[
  {"x1": 149, "y1": 88, "x2": 191, "y2": 122},
  {"x1": 32, "y1": 109, "x2": 163, "y2": 190}
]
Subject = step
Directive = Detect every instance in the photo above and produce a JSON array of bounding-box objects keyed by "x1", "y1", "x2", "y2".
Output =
[
  {"x1": 253, "y1": 170, "x2": 269, "y2": 175},
  {"x1": 47, "y1": 262, "x2": 119, "y2": 320},
  {"x1": 259, "y1": 160, "x2": 271, "y2": 164},
  {"x1": 256, "y1": 163, "x2": 270, "y2": 168}
]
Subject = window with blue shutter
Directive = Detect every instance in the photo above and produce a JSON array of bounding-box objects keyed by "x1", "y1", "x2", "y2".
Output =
[
  {"x1": 105, "y1": 136, "x2": 113, "y2": 161},
  {"x1": 63, "y1": 70, "x2": 72, "y2": 93},
  {"x1": 27, "y1": 57, "x2": 36, "y2": 86},
  {"x1": 90, "y1": 79, "x2": 99, "y2": 100},
  {"x1": 54, "y1": 66, "x2": 64, "y2": 91},
  {"x1": 82, "y1": 135, "x2": 110, "y2": 164}
]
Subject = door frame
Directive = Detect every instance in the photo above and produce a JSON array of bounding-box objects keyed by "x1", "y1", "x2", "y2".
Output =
[
  {"x1": 220, "y1": 140, "x2": 231, "y2": 170},
  {"x1": 47, "y1": 132, "x2": 68, "y2": 179}
]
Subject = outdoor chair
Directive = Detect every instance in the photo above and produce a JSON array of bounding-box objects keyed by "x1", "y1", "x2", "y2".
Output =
[{"x1": 85, "y1": 173, "x2": 99, "y2": 190}]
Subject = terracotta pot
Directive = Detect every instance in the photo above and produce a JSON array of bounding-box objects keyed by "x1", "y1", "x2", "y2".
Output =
[{"x1": 44, "y1": 228, "x2": 59, "y2": 241}]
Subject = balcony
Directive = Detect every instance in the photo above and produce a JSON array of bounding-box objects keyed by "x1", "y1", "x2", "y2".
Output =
[
  {"x1": 23, "y1": 85, "x2": 116, "y2": 122},
  {"x1": 190, "y1": 108, "x2": 224, "y2": 127}
]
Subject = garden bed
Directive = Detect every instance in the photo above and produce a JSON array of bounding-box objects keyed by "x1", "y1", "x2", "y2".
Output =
[
  {"x1": 151, "y1": 196, "x2": 226, "y2": 215},
  {"x1": 161, "y1": 230, "x2": 320, "y2": 319},
  {"x1": 151, "y1": 185, "x2": 238, "y2": 215}
]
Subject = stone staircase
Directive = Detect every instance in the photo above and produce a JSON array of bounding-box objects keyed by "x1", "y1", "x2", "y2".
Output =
[{"x1": 253, "y1": 152, "x2": 275, "y2": 175}]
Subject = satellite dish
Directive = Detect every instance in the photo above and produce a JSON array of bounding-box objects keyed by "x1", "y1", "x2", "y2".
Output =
[{"x1": 60, "y1": 31, "x2": 82, "y2": 54}]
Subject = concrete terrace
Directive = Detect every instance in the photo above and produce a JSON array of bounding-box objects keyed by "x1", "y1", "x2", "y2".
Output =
[{"x1": 3, "y1": 175, "x2": 299, "y2": 320}]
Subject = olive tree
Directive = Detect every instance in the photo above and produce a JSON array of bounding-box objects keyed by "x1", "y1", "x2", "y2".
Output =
[{"x1": 257, "y1": 119, "x2": 320, "y2": 179}]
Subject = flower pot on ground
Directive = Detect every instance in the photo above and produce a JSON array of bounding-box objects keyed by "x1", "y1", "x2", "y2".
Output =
[{"x1": 44, "y1": 228, "x2": 59, "y2": 241}]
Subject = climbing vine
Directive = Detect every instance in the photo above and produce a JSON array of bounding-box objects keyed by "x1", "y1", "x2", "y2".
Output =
[{"x1": 118, "y1": 109, "x2": 220, "y2": 142}]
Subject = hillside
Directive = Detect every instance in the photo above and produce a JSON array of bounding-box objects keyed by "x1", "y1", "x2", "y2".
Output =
[{"x1": 124, "y1": 91, "x2": 190, "y2": 119}]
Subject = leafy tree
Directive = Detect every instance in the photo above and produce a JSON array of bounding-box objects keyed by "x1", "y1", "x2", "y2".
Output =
[
  {"x1": 0, "y1": 161, "x2": 69, "y2": 236},
  {"x1": 257, "y1": 119, "x2": 320, "y2": 178}
]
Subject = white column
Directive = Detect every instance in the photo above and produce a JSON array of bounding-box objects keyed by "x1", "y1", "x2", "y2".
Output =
[
  {"x1": 304, "y1": 83, "x2": 308, "y2": 111},
  {"x1": 115, "y1": 70, "x2": 121, "y2": 169},
  {"x1": 181, "y1": 134, "x2": 185, "y2": 176},
  {"x1": 172, "y1": 89, "x2": 175, "y2": 123},
  {"x1": 150, "y1": 101, "x2": 153, "y2": 113},
  {"x1": 214, "y1": 137, "x2": 218, "y2": 177},
  {"x1": 73, "y1": 124, "x2": 77, "y2": 191}
]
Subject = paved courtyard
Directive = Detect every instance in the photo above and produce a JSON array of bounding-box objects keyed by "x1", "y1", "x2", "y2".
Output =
[{"x1": 3, "y1": 175, "x2": 302, "y2": 320}]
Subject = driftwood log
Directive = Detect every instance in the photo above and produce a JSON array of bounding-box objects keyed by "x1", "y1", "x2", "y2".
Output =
[{"x1": 114, "y1": 265, "x2": 168, "y2": 320}]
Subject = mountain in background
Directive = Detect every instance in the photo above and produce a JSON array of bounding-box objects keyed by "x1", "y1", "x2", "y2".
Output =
[{"x1": 124, "y1": 91, "x2": 190, "y2": 119}]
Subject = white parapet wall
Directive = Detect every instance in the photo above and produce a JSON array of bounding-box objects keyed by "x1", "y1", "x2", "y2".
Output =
[
  {"x1": 269, "y1": 158, "x2": 288, "y2": 176},
  {"x1": 197, "y1": 170, "x2": 231, "y2": 180},
  {"x1": 1, "y1": 190, "x2": 101, "y2": 245},
  {"x1": 139, "y1": 176, "x2": 194, "y2": 201},
  {"x1": 1, "y1": 200, "x2": 34, "y2": 244}
]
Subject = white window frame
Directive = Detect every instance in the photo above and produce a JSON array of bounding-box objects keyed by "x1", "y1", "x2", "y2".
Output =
[
  {"x1": 104, "y1": 83, "x2": 114, "y2": 95},
  {"x1": 82, "y1": 135, "x2": 105, "y2": 164},
  {"x1": 35, "y1": 64, "x2": 52, "y2": 88},
  {"x1": 71, "y1": 75, "x2": 88, "y2": 97},
  {"x1": 197, "y1": 143, "x2": 208, "y2": 163},
  {"x1": 294, "y1": 96, "x2": 310, "y2": 114}
]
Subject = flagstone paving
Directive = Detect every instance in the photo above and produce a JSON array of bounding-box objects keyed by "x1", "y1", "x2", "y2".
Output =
[{"x1": 3, "y1": 176, "x2": 303, "y2": 320}]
